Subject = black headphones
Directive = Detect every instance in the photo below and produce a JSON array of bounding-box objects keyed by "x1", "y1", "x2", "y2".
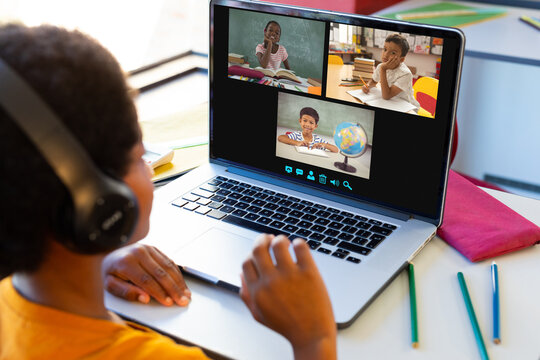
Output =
[{"x1": 0, "y1": 58, "x2": 138, "y2": 254}]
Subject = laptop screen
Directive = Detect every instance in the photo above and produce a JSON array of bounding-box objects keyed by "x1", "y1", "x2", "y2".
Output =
[{"x1": 210, "y1": 0, "x2": 464, "y2": 223}]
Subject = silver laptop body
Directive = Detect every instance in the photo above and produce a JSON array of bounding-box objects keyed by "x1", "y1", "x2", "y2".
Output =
[{"x1": 142, "y1": 0, "x2": 464, "y2": 328}]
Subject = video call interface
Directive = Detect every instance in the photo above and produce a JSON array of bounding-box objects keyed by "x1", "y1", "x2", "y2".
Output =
[{"x1": 211, "y1": 4, "x2": 462, "y2": 219}]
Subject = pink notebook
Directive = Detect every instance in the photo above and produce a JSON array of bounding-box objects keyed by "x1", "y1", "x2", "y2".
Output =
[
  {"x1": 228, "y1": 65, "x2": 264, "y2": 79},
  {"x1": 437, "y1": 170, "x2": 540, "y2": 262}
]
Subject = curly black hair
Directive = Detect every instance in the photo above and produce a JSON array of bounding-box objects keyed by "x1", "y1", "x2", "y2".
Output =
[
  {"x1": 385, "y1": 33, "x2": 410, "y2": 57},
  {"x1": 0, "y1": 24, "x2": 140, "y2": 278},
  {"x1": 264, "y1": 20, "x2": 281, "y2": 33}
]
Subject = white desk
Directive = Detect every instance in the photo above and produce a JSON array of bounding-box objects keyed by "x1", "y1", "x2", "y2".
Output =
[
  {"x1": 375, "y1": 0, "x2": 540, "y2": 199},
  {"x1": 105, "y1": 188, "x2": 540, "y2": 359}
]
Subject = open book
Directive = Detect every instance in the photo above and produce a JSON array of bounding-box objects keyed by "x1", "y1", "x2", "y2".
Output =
[
  {"x1": 254, "y1": 67, "x2": 300, "y2": 83},
  {"x1": 347, "y1": 87, "x2": 417, "y2": 113}
]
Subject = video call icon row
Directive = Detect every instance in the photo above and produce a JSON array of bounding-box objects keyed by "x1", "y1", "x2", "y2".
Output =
[{"x1": 285, "y1": 165, "x2": 352, "y2": 191}]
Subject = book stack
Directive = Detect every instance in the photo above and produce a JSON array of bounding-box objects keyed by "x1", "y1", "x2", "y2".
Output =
[
  {"x1": 228, "y1": 53, "x2": 246, "y2": 64},
  {"x1": 352, "y1": 58, "x2": 375, "y2": 83}
]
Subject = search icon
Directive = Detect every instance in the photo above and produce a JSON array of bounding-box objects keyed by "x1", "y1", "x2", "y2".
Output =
[{"x1": 343, "y1": 181, "x2": 352, "y2": 190}]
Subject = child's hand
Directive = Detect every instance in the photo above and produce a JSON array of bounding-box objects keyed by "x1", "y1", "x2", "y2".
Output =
[
  {"x1": 381, "y1": 56, "x2": 400, "y2": 71},
  {"x1": 297, "y1": 140, "x2": 310, "y2": 147},
  {"x1": 240, "y1": 235, "x2": 337, "y2": 360},
  {"x1": 312, "y1": 143, "x2": 326, "y2": 150},
  {"x1": 264, "y1": 32, "x2": 274, "y2": 48},
  {"x1": 362, "y1": 85, "x2": 370, "y2": 94},
  {"x1": 102, "y1": 244, "x2": 191, "y2": 307}
]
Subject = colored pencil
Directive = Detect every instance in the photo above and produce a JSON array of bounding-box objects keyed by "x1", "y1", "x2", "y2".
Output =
[
  {"x1": 408, "y1": 263, "x2": 419, "y2": 348},
  {"x1": 520, "y1": 15, "x2": 540, "y2": 31},
  {"x1": 491, "y1": 262, "x2": 500, "y2": 344},
  {"x1": 357, "y1": 74, "x2": 368, "y2": 87},
  {"x1": 294, "y1": 85, "x2": 302, "y2": 91},
  {"x1": 457, "y1": 272, "x2": 489, "y2": 360},
  {"x1": 339, "y1": 83, "x2": 363, "y2": 87},
  {"x1": 396, "y1": 8, "x2": 503, "y2": 21}
]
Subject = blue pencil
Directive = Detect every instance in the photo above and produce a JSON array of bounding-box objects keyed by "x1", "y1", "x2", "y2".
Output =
[
  {"x1": 491, "y1": 262, "x2": 500, "y2": 344},
  {"x1": 457, "y1": 272, "x2": 489, "y2": 360}
]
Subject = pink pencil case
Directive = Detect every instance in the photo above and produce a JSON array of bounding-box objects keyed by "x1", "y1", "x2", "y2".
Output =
[{"x1": 437, "y1": 170, "x2": 540, "y2": 262}]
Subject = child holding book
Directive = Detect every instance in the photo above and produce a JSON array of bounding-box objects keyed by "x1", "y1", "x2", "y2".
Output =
[
  {"x1": 278, "y1": 107, "x2": 339, "y2": 153},
  {"x1": 362, "y1": 33, "x2": 420, "y2": 110},
  {"x1": 256, "y1": 20, "x2": 291, "y2": 71},
  {"x1": 0, "y1": 24, "x2": 336, "y2": 360}
]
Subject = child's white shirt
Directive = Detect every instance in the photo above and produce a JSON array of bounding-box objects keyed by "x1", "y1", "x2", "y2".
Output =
[{"x1": 372, "y1": 62, "x2": 420, "y2": 109}]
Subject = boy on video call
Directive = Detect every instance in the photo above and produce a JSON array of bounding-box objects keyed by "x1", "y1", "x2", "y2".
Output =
[
  {"x1": 278, "y1": 107, "x2": 339, "y2": 153},
  {"x1": 256, "y1": 20, "x2": 291, "y2": 70},
  {"x1": 0, "y1": 25, "x2": 337, "y2": 360},
  {"x1": 362, "y1": 33, "x2": 420, "y2": 110}
]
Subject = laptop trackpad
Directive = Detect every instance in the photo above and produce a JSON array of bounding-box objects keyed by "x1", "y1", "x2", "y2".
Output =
[{"x1": 177, "y1": 227, "x2": 254, "y2": 290}]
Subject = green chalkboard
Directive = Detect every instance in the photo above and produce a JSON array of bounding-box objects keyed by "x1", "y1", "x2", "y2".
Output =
[
  {"x1": 277, "y1": 93, "x2": 374, "y2": 145},
  {"x1": 229, "y1": 9, "x2": 326, "y2": 79}
]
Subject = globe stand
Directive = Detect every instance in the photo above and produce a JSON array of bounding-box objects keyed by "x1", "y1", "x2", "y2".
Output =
[
  {"x1": 333, "y1": 122, "x2": 368, "y2": 174},
  {"x1": 334, "y1": 155, "x2": 357, "y2": 173}
]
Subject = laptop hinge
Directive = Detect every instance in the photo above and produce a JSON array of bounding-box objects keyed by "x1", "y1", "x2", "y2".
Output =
[{"x1": 224, "y1": 163, "x2": 410, "y2": 222}]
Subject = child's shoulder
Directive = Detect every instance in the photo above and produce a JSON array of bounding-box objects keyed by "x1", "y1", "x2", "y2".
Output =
[{"x1": 397, "y1": 62, "x2": 412, "y2": 75}]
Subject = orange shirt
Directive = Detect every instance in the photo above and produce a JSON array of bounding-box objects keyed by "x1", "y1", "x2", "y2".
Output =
[{"x1": 0, "y1": 277, "x2": 209, "y2": 360}]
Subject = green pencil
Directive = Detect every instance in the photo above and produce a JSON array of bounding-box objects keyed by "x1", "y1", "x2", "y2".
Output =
[
  {"x1": 457, "y1": 272, "x2": 489, "y2": 360},
  {"x1": 408, "y1": 263, "x2": 419, "y2": 348}
]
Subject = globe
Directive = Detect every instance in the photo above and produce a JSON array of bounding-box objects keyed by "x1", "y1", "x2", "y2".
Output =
[{"x1": 333, "y1": 122, "x2": 368, "y2": 157}]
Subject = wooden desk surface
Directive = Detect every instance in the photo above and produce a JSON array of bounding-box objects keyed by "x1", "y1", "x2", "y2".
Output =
[{"x1": 326, "y1": 64, "x2": 364, "y2": 104}]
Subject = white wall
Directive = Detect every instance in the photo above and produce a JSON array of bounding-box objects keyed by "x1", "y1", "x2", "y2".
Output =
[{"x1": 452, "y1": 55, "x2": 540, "y2": 198}]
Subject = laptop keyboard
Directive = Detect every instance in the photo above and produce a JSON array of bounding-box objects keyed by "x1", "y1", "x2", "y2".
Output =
[{"x1": 171, "y1": 176, "x2": 399, "y2": 264}]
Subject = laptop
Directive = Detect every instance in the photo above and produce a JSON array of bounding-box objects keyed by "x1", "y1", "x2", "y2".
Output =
[{"x1": 142, "y1": 0, "x2": 464, "y2": 328}]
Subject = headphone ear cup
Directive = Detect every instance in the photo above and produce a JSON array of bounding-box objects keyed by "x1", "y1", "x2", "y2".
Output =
[
  {"x1": 72, "y1": 176, "x2": 138, "y2": 254},
  {"x1": 52, "y1": 177, "x2": 138, "y2": 254},
  {"x1": 55, "y1": 191, "x2": 76, "y2": 243}
]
